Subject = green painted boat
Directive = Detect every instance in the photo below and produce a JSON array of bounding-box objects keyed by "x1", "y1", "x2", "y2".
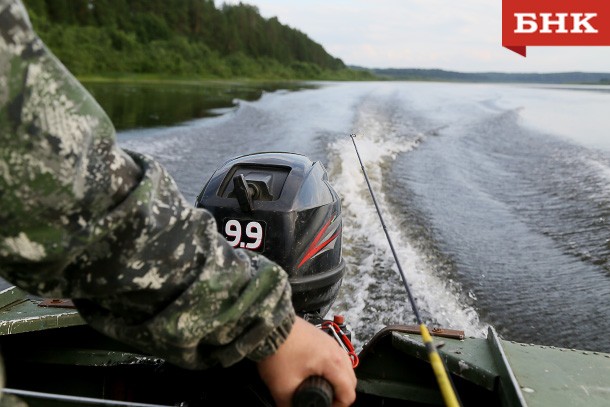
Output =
[{"x1": 0, "y1": 284, "x2": 608, "y2": 406}]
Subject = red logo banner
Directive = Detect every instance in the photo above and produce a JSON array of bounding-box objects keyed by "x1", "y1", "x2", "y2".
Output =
[{"x1": 502, "y1": 0, "x2": 610, "y2": 56}]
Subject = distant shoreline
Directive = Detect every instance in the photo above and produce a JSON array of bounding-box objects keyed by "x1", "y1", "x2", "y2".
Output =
[
  {"x1": 77, "y1": 73, "x2": 610, "y2": 86},
  {"x1": 353, "y1": 67, "x2": 610, "y2": 85}
]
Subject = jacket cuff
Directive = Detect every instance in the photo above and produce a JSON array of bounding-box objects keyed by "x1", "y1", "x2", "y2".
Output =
[{"x1": 247, "y1": 309, "x2": 296, "y2": 362}]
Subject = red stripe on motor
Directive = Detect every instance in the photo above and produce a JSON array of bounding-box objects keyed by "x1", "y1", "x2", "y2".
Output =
[{"x1": 298, "y1": 218, "x2": 340, "y2": 268}]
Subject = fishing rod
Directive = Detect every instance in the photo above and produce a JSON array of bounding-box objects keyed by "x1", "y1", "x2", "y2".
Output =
[{"x1": 349, "y1": 134, "x2": 461, "y2": 407}]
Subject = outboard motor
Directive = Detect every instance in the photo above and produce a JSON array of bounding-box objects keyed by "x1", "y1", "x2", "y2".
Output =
[{"x1": 195, "y1": 152, "x2": 345, "y2": 317}]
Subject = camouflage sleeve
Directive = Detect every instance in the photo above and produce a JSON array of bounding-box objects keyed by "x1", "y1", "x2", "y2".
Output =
[{"x1": 0, "y1": 0, "x2": 295, "y2": 369}]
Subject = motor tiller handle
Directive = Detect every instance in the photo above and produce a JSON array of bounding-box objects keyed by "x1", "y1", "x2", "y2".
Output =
[{"x1": 292, "y1": 375, "x2": 333, "y2": 407}]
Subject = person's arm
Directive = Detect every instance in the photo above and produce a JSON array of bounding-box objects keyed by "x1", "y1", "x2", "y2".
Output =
[
  {"x1": 0, "y1": 0, "x2": 293, "y2": 369},
  {"x1": 0, "y1": 2, "x2": 356, "y2": 404}
]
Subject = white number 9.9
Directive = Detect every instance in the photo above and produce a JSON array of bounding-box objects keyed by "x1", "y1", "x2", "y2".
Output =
[{"x1": 225, "y1": 220, "x2": 241, "y2": 247}]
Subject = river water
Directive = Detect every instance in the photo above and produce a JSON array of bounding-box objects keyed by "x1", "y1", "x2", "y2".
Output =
[{"x1": 114, "y1": 81, "x2": 610, "y2": 353}]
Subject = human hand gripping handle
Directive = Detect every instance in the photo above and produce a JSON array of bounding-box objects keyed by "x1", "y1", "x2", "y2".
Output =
[{"x1": 256, "y1": 317, "x2": 357, "y2": 407}]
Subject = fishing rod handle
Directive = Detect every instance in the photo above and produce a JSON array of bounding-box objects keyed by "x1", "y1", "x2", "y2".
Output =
[{"x1": 292, "y1": 375, "x2": 333, "y2": 407}]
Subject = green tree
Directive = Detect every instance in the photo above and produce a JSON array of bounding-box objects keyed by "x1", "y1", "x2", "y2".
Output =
[{"x1": 21, "y1": 0, "x2": 369, "y2": 80}]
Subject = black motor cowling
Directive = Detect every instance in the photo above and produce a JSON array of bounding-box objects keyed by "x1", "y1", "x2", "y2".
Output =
[{"x1": 195, "y1": 152, "x2": 345, "y2": 316}]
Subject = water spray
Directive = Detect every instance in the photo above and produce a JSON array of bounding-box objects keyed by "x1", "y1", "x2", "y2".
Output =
[{"x1": 349, "y1": 134, "x2": 461, "y2": 407}]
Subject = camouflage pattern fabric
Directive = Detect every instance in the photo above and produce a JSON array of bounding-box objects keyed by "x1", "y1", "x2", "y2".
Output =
[{"x1": 0, "y1": 0, "x2": 295, "y2": 369}]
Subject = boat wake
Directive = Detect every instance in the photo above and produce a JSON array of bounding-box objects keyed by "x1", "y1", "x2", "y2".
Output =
[{"x1": 325, "y1": 96, "x2": 487, "y2": 348}]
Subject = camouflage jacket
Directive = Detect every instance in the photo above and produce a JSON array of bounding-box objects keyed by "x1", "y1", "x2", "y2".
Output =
[{"x1": 0, "y1": 0, "x2": 295, "y2": 369}]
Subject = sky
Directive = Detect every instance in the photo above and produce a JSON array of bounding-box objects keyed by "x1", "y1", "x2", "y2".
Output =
[{"x1": 222, "y1": 0, "x2": 610, "y2": 73}]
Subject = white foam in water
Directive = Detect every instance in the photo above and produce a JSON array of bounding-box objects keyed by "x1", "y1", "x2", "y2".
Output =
[
  {"x1": 326, "y1": 128, "x2": 486, "y2": 346},
  {"x1": 586, "y1": 158, "x2": 610, "y2": 190}
]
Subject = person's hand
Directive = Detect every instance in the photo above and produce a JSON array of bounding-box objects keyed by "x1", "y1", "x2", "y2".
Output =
[{"x1": 256, "y1": 317, "x2": 357, "y2": 407}]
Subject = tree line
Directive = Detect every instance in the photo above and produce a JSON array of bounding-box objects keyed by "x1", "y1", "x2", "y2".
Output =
[
  {"x1": 22, "y1": 0, "x2": 373, "y2": 80},
  {"x1": 368, "y1": 68, "x2": 610, "y2": 84}
]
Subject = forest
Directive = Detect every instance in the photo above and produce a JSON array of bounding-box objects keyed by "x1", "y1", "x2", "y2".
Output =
[
  {"x1": 367, "y1": 67, "x2": 610, "y2": 84},
  {"x1": 22, "y1": 0, "x2": 373, "y2": 80}
]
